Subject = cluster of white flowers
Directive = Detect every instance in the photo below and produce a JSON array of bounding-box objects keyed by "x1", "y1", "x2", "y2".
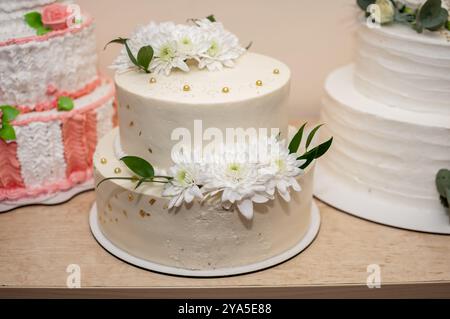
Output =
[
  {"x1": 162, "y1": 137, "x2": 306, "y2": 220},
  {"x1": 111, "y1": 19, "x2": 246, "y2": 75}
]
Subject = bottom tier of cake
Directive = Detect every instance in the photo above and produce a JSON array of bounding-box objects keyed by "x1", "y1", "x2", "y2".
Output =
[
  {"x1": 92, "y1": 128, "x2": 316, "y2": 271},
  {"x1": 0, "y1": 78, "x2": 116, "y2": 207},
  {"x1": 316, "y1": 65, "x2": 450, "y2": 233}
]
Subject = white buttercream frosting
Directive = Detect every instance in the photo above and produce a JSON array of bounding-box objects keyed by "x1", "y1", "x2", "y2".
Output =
[
  {"x1": 16, "y1": 120, "x2": 67, "y2": 188},
  {"x1": 354, "y1": 22, "x2": 450, "y2": 115},
  {"x1": 0, "y1": 17, "x2": 98, "y2": 110},
  {"x1": 0, "y1": 0, "x2": 72, "y2": 41},
  {"x1": 321, "y1": 65, "x2": 450, "y2": 210}
]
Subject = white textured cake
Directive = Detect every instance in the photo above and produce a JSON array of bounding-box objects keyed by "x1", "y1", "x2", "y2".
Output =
[
  {"x1": 91, "y1": 18, "x2": 330, "y2": 274},
  {"x1": 0, "y1": 0, "x2": 115, "y2": 207},
  {"x1": 316, "y1": 0, "x2": 450, "y2": 233}
]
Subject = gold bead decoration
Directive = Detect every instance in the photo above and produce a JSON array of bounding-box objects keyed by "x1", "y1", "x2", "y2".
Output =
[
  {"x1": 222, "y1": 87, "x2": 230, "y2": 93},
  {"x1": 149, "y1": 77, "x2": 157, "y2": 84},
  {"x1": 128, "y1": 193, "x2": 134, "y2": 202},
  {"x1": 114, "y1": 167, "x2": 122, "y2": 174},
  {"x1": 273, "y1": 68, "x2": 280, "y2": 74},
  {"x1": 149, "y1": 198, "x2": 156, "y2": 206},
  {"x1": 183, "y1": 84, "x2": 191, "y2": 92},
  {"x1": 256, "y1": 80, "x2": 263, "y2": 86},
  {"x1": 100, "y1": 158, "x2": 107, "y2": 164}
]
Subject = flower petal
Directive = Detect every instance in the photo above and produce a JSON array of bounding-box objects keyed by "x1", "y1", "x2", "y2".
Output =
[{"x1": 237, "y1": 199, "x2": 254, "y2": 220}]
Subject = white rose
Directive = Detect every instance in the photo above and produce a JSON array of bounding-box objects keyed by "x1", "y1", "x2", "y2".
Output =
[{"x1": 369, "y1": 0, "x2": 396, "y2": 24}]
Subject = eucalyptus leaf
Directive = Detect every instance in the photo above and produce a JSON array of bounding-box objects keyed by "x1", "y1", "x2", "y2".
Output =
[
  {"x1": 137, "y1": 45, "x2": 153, "y2": 72},
  {"x1": 436, "y1": 169, "x2": 450, "y2": 198},
  {"x1": 394, "y1": 11, "x2": 416, "y2": 23},
  {"x1": 417, "y1": 0, "x2": 448, "y2": 31},
  {"x1": 0, "y1": 124, "x2": 16, "y2": 141},
  {"x1": 24, "y1": 12, "x2": 43, "y2": 29},
  {"x1": 305, "y1": 124, "x2": 324, "y2": 150},
  {"x1": 288, "y1": 123, "x2": 307, "y2": 154},
  {"x1": 121, "y1": 156, "x2": 155, "y2": 178},
  {"x1": 0, "y1": 105, "x2": 20, "y2": 122},
  {"x1": 357, "y1": 0, "x2": 376, "y2": 11},
  {"x1": 57, "y1": 96, "x2": 74, "y2": 111}
]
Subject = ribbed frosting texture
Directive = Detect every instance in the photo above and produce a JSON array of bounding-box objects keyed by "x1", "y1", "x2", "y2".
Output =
[
  {"x1": 0, "y1": 18, "x2": 98, "y2": 111},
  {"x1": 0, "y1": 1, "x2": 72, "y2": 41},
  {"x1": 354, "y1": 24, "x2": 450, "y2": 115},
  {"x1": 321, "y1": 66, "x2": 450, "y2": 207}
]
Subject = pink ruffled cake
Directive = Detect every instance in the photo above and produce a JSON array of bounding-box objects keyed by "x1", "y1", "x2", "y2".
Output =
[{"x1": 0, "y1": 0, "x2": 115, "y2": 207}]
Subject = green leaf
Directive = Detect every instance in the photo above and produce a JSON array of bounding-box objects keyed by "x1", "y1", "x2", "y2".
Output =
[
  {"x1": 288, "y1": 123, "x2": 307, "y2": 154},
  {"x1": 206, "y1": 14, "x2": 216, "y2": 22},
  {"x1": 0, "y1": 105, "x2": 20, "y2": 122},
  {"x1": 57, "y1": 96, "x2": 74, "y2": 111},
  {"x1": 24, "y1": 12, "x2": 44, "y2": 29},
  {"x1": 447, "y1": 19, "x2": 450, "y2": 30},
  {"x1": 298, "y1": 137, "x2": 333, "y2": 170},
  {"x1": 104, "y1": 37, "x2": 147, "y2": 71},
  {"x1": 0, "y1": 124, "x2": 16, "y2": 141},
  {"x1": 121, "y1": 156, "x2": 155, "y2": 178},
  {"x1": 357, "y1": 0, "x2": 376, "y2": 11},
  {"x1": 137, "y1": 45, "x2": 153, "y2": 71},
  {"x1": 36, "y1": 25, "x2": 51, "y2": 35},
  {"x1": 436, "y1": 169, "x2": 450, "y2": 198},
  {"x1": 298, "y1": 147, "x2": 319, "y2": 170},
  {"x1": 135, "y1": 178, "x2": 147, "y2": 189},
  {"x1": 394, "y1": 11, "x2": 416, "y2": 24},
  {"x1": 417, "y1": 0, "x2": 448, "y2": 32},
  {"x1": 305, "y1": 124, "x2": 324, "y2": 150},
  {"x1": 104, "y1": 37, "x2": 129, "y2": 50}
]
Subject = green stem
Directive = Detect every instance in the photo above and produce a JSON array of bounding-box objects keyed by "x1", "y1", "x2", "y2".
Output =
[{"x1": 96, "y1": 176, "x2": 172, "y2": 189}]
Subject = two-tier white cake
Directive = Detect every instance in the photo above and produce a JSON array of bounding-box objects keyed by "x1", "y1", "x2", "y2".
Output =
[
  {"x1": 315, "y1": 2, "x2": 450, "y2": 233},
  {"x1": 90, "y1": 18, "x2": 327, "y2": 275}
]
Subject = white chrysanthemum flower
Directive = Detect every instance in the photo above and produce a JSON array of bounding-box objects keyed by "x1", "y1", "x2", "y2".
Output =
[
  {"x1": 196, "y1": 18, "x2": 246, "y2": 71},
  {"x1": 202, "y1": 145, "x2": 271, "y2": 220},
  {"x1": 150, "y1": 35, "x2": 190, "y2": 75},
  {"x1": 162, "y1": 163, "x2": 203, "y2": 209},
  {"x1": 260, "y1": 138, "x2": 305, "y2": 202},
  {"x1": 173, "y1": 24, "x2": 210, "y2": 58},
  {"x1": 111, "y1": 19, "x2": 246, "y2": 74}
]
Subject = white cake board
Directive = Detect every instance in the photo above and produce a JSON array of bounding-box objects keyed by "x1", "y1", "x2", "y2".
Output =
[
  {"x1": 314, "y1": 165, "x2": 450, "y2": 234},
  {"x1": 89, "y1": 202, "x2": 321, "y2": 277},
  {"x1": 0, "y1": 179, "x2": 94, "y2": 213}
]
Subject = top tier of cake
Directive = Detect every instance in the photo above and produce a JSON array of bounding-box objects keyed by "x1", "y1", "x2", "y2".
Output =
[
  {"x1": 354, "y1": 23, "x2": 450, "y2": 115},
  {"x1": 0, "y1": 1, "x2": 99, "y2": 113},
  {"x1": 115, "y1": 52, "x2": 291, "y2": 170},
  {"x1": 0, "y1": 0, "x2": 71, "y2": 41}
]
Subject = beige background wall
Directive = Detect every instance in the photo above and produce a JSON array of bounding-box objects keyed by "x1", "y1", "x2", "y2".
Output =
[{"x1": 78, "y1": 0, "x2": 358, "y2": 117}]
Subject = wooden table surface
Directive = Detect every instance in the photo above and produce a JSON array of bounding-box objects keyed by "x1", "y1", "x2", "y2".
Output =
[{"x1": 0, "y1": 190, "x2": 449, "y2": 298}]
